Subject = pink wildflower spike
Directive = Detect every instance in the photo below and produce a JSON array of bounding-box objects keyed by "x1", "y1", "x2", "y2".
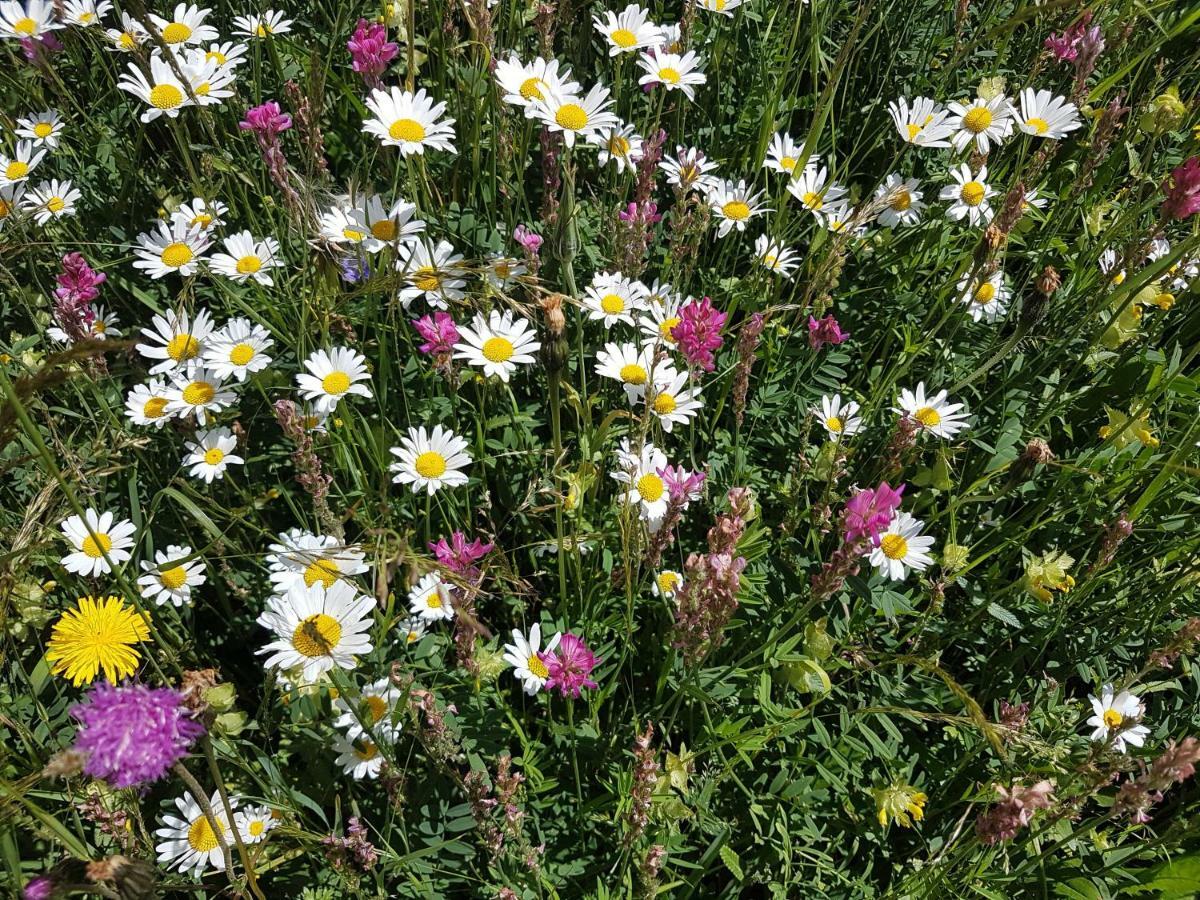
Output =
[
  {"x1": 412, "y1": 312, "x2": 461, "y2": 357},
  {"x1": 541, "y1": 633, "x2": 599, "y2": 698},
  {"x1": 808, "y1": 314, "x2": 849, "y2": 350},
  {"x1": 428, "y1": 531, "x2": 493, "y2": 577},
  {"x1": 672, "y1": 296, "x2": 726, "y2": 372},
  {"x1": 347, "y1": 19, "x2": 398, "y2": 90},
  {"x1": 1162, "y1": 156, "x2": 1200, "y2": 221},
  {"x1": 843, "y1": 482, "x2": 906, "y2": 545}
]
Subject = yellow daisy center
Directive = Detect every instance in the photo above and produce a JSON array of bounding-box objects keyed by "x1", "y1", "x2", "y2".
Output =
[
  {"x1": 905, "y1": 123, "x2": 922, "y2": 141},
  {"x1": 412, "y1": 267, "x2": 441, "y2": 291},
  {"x1": 801, "y1": 191, "x2": 824, "y2": 211},
  {"x1": 190, "y1": 212, "x2": 213, "y2": 228},
  {"x1": 166, "y1": 333, "x2": 199, "y2": 361},
  {"x1": 229, "y1": 343, "x2": 255, "y2": 366},
  {"x1": 161, "y1": 242, "x2": 194, "y2": 268},
  {"x1": 12, "y1": 16, "x2": 36, "y2": 34},
  {"x1": 322, "y1": 371, "x2": 351, "y2": 395},
  {"x1": 292, "y1": 613, "x2": 342, "y2": 657},
  {"x1": 414, "y1": 451, "x2": 448, "y2": 479},
  {"x1": 962, "y1": 106, "x2": 993, "y2": 133},
  {"x1": 303, "y1": 558, "x2": 340, "y2": 589},
  {"x1": 93, "y1": 320, "x2": 107, "y2": 334},
  {"x1": 0, "y1": 199, "x2": 9, "y2": 217},
  {"x1": 889, "y1": 190, "x2": 912, "y2": 211},
  {"x1": 914, "y1": 406, "x2": 941, "y2": 427},
  {"x1": 425, "y1": 588, "x2": 443, "y2": 609},
  {"x1": 482, "y1": 336, "x2": 514, "y2": 363},
  {"x1": 144, "y1": 397, "x2": 168, "y2": 419},
  {"x1": 780, "y1": 156, "x2": 797, "y2": 171},
  {"x1": 960, "y1": 181, "x2": 985, "y2": 207},
  {"x1": 657, "y1": 572, "x2": 680, "y2": 594},
  {"x1": 880, "y1": 534, "x2": 909, "y2": 560},
  {"x1": 659, "y1": 67, "x2": 681, "y2": 84},
  {"x1": 365, "y1": 694, "x2": 388, "y2": 722},
  {"x1": 187, "y1": 816, "x2": 220, "y2": 853},
  {"x1": 528, "y1": 654, "x2": 549, "y2": 679},
  {"x1": 203, "y1": 446, "x2": 225, "y2": 465},
  {"x1": 555, "y1": 103, "x2": 588, "y2": 131},
  {"x1": 600, "y1": 293, "x2": 625, "y2": 315},
  {"x1": 46, "y1": 196, "x2": 65, "y2": 213},
  {"x1": 659, "y1": 316, "x2": 681, "y2": 341},
  {"x1": 827, "y1": 415, "x2": 844, "y2": 432},
  {"x1": 636, "y1": 473, "x2": 664, "y2": 503},
  {"x1": 81, "y1": 533, "x2": 113, "y2": 559},
  {"x1": 355, "y1": 742, "x2": 379, "y2": 760},
  {"x1": 235, "y1": 254, "x2": 262, "y2": 274},
  {"x1": 79, "y1": 12, "x2": 94, "y2": 22},
  {"x1": 6, "y1": 161, "x2": 29, "y2": 180},
  {"x1": 33, "y1": 122, "x2": 53, "y2": 138},
  {"x1": 974, "y1": 282, "x2": 996, "y2": 304},
  {"x1": 518, "y1": 77, "x2": 545, "y2": 100},
  {"x1": 159, "y1": 566, "x2": 188, "y2": 590},
  {"x1": 722, "y1": 200, "x2": 751, "y2": 220},
  {"x1": 1026, "y1": 116, "x2": 1049, "y2": 135},
  {"x1": 653, "y1": 392, "x2": 677, "y2": 415},
  {"x1": 119, "y1": 31, "x2": 136, "y2": 49},
  {"x1": 608, "y1": 135, "x2": 631, "y2": 156},
  {"x1": 195, "y1": 82, "x2": 211, "y2": 97},
  {"x1": 182, "y1": 381, "x2": 215, "y2": 406},
  {"x1": 611, "y1": 27, "x2": 637, "y2": 47},
  {"x1": 342, "y1": 226, "x2": 366, "y2": 242},
  {"x1": 255, "y1": 23, "x2": 268, "y2": 37},
  {"x1": 388, "y1": 118, "x2": 426, "y2": 142},
  {"x1": 619, "y1": 363, "x2": 647, "y2": 385},
  {"x1": 205, "y1": 49, "x2": 226, "y2": 64},
  {"x1": 1103, "y1": 709, "x2": 1123, "y2": 729},
  {"x1": 149, "y1": 83, "x2": 185, "y2": 110},
  {"x1": 162, "y1": 22, "x2": 192, "y2": 43},
  {"x1": 248, "y1": 820, "x2": 265, "y2": 837},
  {"x1": 371, "y1": 219, "x2": 398, "y2": 241}
]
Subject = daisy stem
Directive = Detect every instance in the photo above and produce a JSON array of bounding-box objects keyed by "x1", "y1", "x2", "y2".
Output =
[
  {"x1": 549, "y1": 370, "x2": 567, "y2": 606},
  {"x1": 566, "y1": 696, "x2": 582, "y2": 802},
  {"x1": 171, "y1": 760, "x2": 236, "y2": 888},
  {"x1": 202, "y1": 738, "x2": 267, "y2": 900}
]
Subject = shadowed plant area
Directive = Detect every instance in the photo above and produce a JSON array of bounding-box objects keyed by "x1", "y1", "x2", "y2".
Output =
[{"x1": 3, "y1": 0, "x2": 1200, "y2": 896}]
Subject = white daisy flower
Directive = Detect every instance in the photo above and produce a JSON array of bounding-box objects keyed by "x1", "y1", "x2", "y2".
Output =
[
  {"x1": 208, "y1": 231, "x2": 283, "y2": 285},
  {"x1": 296, "y1": 347, "x2": 372, "y2": 413},
  {"x1": 171, "y1": 197, "x2": 228, "y2": 232},
  {"x1": 452, "y1": 309, "x2": 542, "y2": 382},
  {"x1": 825, "y1": 203, "x2": 867, "y2": 237},
  {"x1": 874, "y1": 174, "x2": 925, "y2": 228},
  {"x1": 318, "y1": 200, "x2": 374, "y2": 249},
  {"x1": 389, "y1": 424, "x2": 472, "y2": 495},
  {"x1": 47, "y1": 304, "x2": 121, "y2": 345},
  {"x1": 643, "y1": 279, "x2": 680, "y2": 308},
  {"x1": 709, "y1": 178, "x2": 770, "y2": 237},
  {"x1": 234, "y1": 806, "x2": 276, "y2": 845},
  {"x1": 333, "y1": 734, "x2": 387, "y2": 780},
  {"x1": 333, "y1": 676, "x2": 403, "y2": 741},
  {"x1": 138, "y1": 544, "x2": 205, "y2": 607},
  {"x1": 164, "y1": 364, "x2": 235, "y2": 425},
  {"x1": 503, "y1": 623, "x2": 561, "y2": 694},
  {"x1": 867, "y1": 511, "x2": 935, "y2": 581},
  {"x1": 0, "y1": 183, "x2": 27, "y2": 230},
  {"x1": 592, "y1": 122, "x2": 644, "y2": 173},
  {"x1": 148, "y1": 3, "x2": 218, "y2": 46},
  {"x1": 232, "y1": 9, "x2": 292, "y2": 38},
  {"x1": 267, "y1": 530, "x2": 368, "y2": 596},
  {"x1": 638, "y1": 292, "x2": 685, "y2": 349},
  {"x1": 583, "y1": 270, "x2": 649, "y2": 327},
  {"x1": 531, "y1": 82, "x2": 619, "y2": 148},
  {"x1": 638, "y1": 48, "x2": 706, "y2": 101},
  {"x1": 396, "y1": 239, "x2": 467, "y2": 308},
  {"x1": 888, "y1": 96, "x2": 954, "y2": 148},
  {"x1": 352, "y1": 194, "x2": 425, "y2": 253},
  {"x1": 655, "y1": 22, "x2": 684, "y2": 53},
  {"x1": 105, "y1": 12, "x2": 147, "y2": 51},
  {"x1": 957, "y1": 270, "x2": 1010, "y2": 323},
  {"x1": 894, "y1": 382, "x2": 969, "y2": 439},
  {"x1": 0, "y1": 0, "x2": 61, "y2": 39},
  {"x1": 59, "y1": 508, "x2": 135, "y2": 577},
  {"x1": 21, "y1": 179, "x2": 79, "y2": 225},
  {"x1": 1016, "y1": 88, "x2": 1081, "y2": 139},
  {"x1": 595, "y1": 341, "x2": 659, "y2": 403},
  {"x1": 947, "y1": 95, "x2": 1014, "y2": 153},
  {"x1": 179, "y1": 52, "x2": 236, "y2": 106},
  {"x1": 693, "y1": 0, "x2": 744, "y2": 16},
  {"x1": 647, "y1": 368, "x2": 702, "y2": 432},
  {"x1": 609, "y1": 438, "x2": 670, "y2": 524},
  {"x1": 494, "y1": 55, "x2": 579, "y2": 115},
  {"x1": 363, "y1": 86, "x2": 457, "y2": 155},
  {"x1": 61, "y1": 0, "x2": 110, "y2": 26},
  {"x1": 763, "y1": 132, "x2": 806, "y2": 175},
  {"x1": 483, "y1": 254, "x2": 527, "y2": 288},
  {"x1": 652, "y1": 569, "x2": 683, "y2": 600},
  {"x1": 125, "y1": 378, "x2": 175, "y2": 427},
  {"x1": 132, "y1": 219, "x2": 212, "y2": 278},
  {"x1": 155, "y1": 790, "x2": 237, "y2": 878},
  {"x1": 594, "y1": 3, "x2": 662, "y2": 55},
  {"x1": 813, "y1": 393, "x2": 863, "y2": 439},
  {"x1": 202, "y1": 317, "x2": 274, "y2": 382},
  {"x1": 15, "y1": 110, "x2": 64, "y2": 149},
  {"x1": 754, "y1": 234, "x2": 801, "y2": 278},
  {"x1": 939, "y1": 163, "x2": 994, "y2": 227},
  {"x1": 1086, "y1": 684, "x2": 1150, "y2": 753},
  {"x1": 117, "y1": 54, "x2": 195, "y2": 123},
  {"x1": 787, "y1": 165, "x2": 848, "y2": 224},
  {"x1": 407, "y1": 571, "x2": 454, "y2": 622},
  {"x1": 398, "y1": 615, "x2": 427, "y2": 645},
  {"x1": 660, "y1": 145, "x2": 720, "y2": 194},
  {"x1": 137, "y1": 307, "x2": 214, "y2": 374},
  {"x1": 0, "y1": 140, "x2": 46, "y2": 188},
  {"x1": 198, "y1": 40, "x2": 249, "y2": 70},
  {"x1": 184, "y1": 427, "x2": 243, "y2": 483},
  {"x1": 257, "y1": 580, "x2": 376, "y2": 683}
]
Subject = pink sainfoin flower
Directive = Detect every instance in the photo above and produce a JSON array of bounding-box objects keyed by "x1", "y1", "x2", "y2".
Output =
[
  {"x1": 1045, "y1": 12, "x2": 1102, "y2": 63},
  {"x1": 428, "y1": 531, "x2": 493, "y2": 578},
  {"x1": 56, "y1": 252, "x2": 107, "y2": 306},
  {"x1": 513, "y1": 224, "x2": 543, "y2": 254},
  {"x1": 672, "y1": 296, "x2": 727, "y2": 372},
  {"x1": 1113, "y1": 737, "x2": 1200, "y2": 824},
  {"x1": 541, "y1": 633, "x2": 599, "y2": 698},
  {"x1": 323, "y1": 816, "x2": 379, "y2": 873},
  {"x1": 70, "y1": 682, "x2": 206, "y2": 789},
  {"x1": 239, "y1": 101, "x2": 299, "y2": 206},
  {"x1": 661, "y1": 464, "x2": 706, "y2": 504},
  {"x1": 975, "y1": 780, "x2": 1055, "y2": 845},
  {"x1": 844, "y1": 481, "x2": 905, "y2": 545},
  {"x1": 624, "y1": 723, "x2": 659, "y2": 847},
  {"x1": 808, "y1": 314, "x2": 849, "y2": 350},
  {"x1": 1162, "y1": 157, "x2": 1200, "y2": 221},
  {"x1": 347, "y1": 18, "x2": 398, "y2": 90},
  {"x1": 20, "y1": 33, "x2": 61, "y2": 64},
  {"x1": 412, "y1": 312, "x2": 461, "y2": 357}
]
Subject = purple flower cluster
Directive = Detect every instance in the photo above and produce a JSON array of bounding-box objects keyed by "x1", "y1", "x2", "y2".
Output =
[
  {"x1": 975, "y1": 780, "x2": 1055, "y2": 844},
  {"x1": 71, "y1": 682, "x2": 205, "y2": 789},
  {"x1": 347, "y1": 19, "x2": 398, "y2": 90},
  {"x1": 844, "y1": 481, "x2": 905, "y2": 545},
  {"x1": 672, "y1": 296, "x2": 727, "y2": 372},
  {"x1": 429, "y1": 530, "x2": 493, "y2": 578},
  {"x1": 1044, "y1": 12, "x2": 1104, "y2": 63},
  {"x1": 412, "y1": 312, "x2": 461, "y2": 358},
  {"x1": 807, "y1": 314, "x2": 849, "y2": 350},
  {"x1": 1162, "y1": 156, "x2": 1200, "y2": 222},
  {"x1": 541, "y1": 633, "x2": 599, "y2": 698},
  {"x1": 52, "y1": 253, "x2": 107, "y2": 344},
  {"x1": 239, "y1": 101, "x2": 299, "y2": 207}
]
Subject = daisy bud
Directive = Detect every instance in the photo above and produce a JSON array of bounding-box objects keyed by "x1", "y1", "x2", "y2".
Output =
[{"x1": 539, "y1": 293, "x2": 567, "y2": 336}]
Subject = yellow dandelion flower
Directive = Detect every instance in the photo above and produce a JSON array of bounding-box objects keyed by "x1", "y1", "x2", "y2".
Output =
[{"x1": 45, "y1": 595, "x2": 151, "y2": 686}]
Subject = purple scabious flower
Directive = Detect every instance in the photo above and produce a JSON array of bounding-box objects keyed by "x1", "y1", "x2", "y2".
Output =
[
  {"x1": 671, "y1": 296, "x2": 726, "y2": 372},
  {"x1": 23, "y1": 876, "x2": 55, "y2": 900},
  {"x1": 541, "y1": 633, "x2": 599, "y2": 698},
  {"x1": 412, "y1": 312, "x2": 461, "y2": 357},
  {"x1": 339, "y1": 256, "x2": 370, "y2": 283},
  {"x1": 71, "y1": 681, "x2": 206, "y2": 789},
  {"x1": 807, "y1": 314, "x2": 849, "y2": 350},
  {"x1": 347, "y1": 19, "x2": 398, "y2": 90},
  {"x1": 844, "y1": 482, "x2": 905, "y2": 545}
]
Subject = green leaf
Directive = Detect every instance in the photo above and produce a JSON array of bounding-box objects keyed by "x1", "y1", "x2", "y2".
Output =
[{"x1": 719, "y1": 845, "x2": 744, "y2": 882}]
